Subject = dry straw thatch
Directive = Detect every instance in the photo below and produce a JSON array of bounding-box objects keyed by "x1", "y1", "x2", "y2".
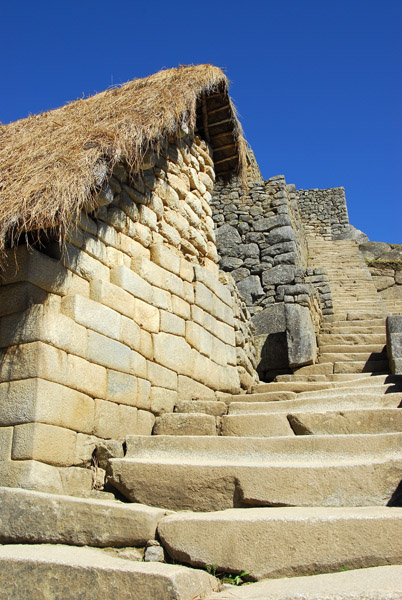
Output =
[{"x1": 0, "y1": 64, "x2": 246, "y2": 262}]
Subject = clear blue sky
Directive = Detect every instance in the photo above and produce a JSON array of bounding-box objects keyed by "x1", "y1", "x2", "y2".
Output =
[{"x1": 1, "y1": 0, "x2": 401, "y2": 243}]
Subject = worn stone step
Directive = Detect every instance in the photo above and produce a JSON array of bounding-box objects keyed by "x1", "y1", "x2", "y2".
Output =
[
  {"x1": 323, "y1": 318, "x2": 385, "y2": 326},
  {"x1": 109, "y1": 434, "x2": 402, "y2": 510},
  {"x1": 228, "y1": 392, "x2": 402, "y2": 415},
  {"x1": 287, "y1": 408, "x2": 402, "y2": 435},
  {"x1": 321, "y1": 326, "x2": 385, "y2": 335},
  {"x1": 318, "y1": 344, "x2": 386, "y2": 354},
  {"x1": 252, "y1": 374, "x2": 401, "y2": 394},
  {"x1": 318, "y1": 333, "x2": 386, "y2": 345},
  {"x1": 0, "y1": 486, "x2": 171, "y2": 547},
  {"x1": 291, "y1": 362, "x2": 334, "y2": 375},
  {"x1": 280, "y1": 372, "x2": 377, "y2": 382},
  {"x1": 276, "y1": 374, "x2": 330, "y2": 382},
  {"x1": 227, "y1": 390, "x2": 298, "y2": 403},
  {"x1": 222, "y1": 409, "x2": 402, "y2": 437},
  {"x1": 209, "y1": 565, "x2": 402, "y2": 599},
  {"x1": 153, "y1": 413, "x2": 218, "y2": 436},
  {"x1": 220, "y1": 413, "x2": 295, "y2": 437},
  {"x1": 174, "y1": 400, "x2": 227, "y2": 416},
  {"x1": 0, "y1": 544, "x2": 217, "y2": 599},
  {"x1": 319, "y1": 351, "x2": 386, "y2": 363},
  {"x1": 333, "y1": 359, "x2": 389, "y2": 373},
  {"x1": 110, "y1": 456, "x2": 402, "y2": 511},
  {"x1": 157, "y1": 507, "x2": 402, "y2": 581}
]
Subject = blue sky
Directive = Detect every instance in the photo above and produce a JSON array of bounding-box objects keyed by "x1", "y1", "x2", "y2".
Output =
[{"x1": 1, "y1": 0, "x2": 401, "y2": 242}]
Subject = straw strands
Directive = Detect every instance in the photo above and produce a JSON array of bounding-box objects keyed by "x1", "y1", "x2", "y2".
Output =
[{"x1": 0, "y1": 64, "x2": 245, "y2": 263}]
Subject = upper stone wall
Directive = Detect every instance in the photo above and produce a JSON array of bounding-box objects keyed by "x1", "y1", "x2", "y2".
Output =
[{"x1": 296, "y1": 187, "x2": 350, "y2": 240}]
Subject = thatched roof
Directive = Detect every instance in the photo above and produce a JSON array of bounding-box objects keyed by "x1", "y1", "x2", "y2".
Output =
[{"x1": 0, "y1": 64, "x2": 246, "y2": 260}]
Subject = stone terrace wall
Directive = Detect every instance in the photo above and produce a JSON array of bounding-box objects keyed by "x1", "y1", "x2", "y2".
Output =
[
  {"x1": 0, "y1": 134, "x2": 256, "y2": 496},
  {"x1": 210, "y1": 175, "x2": 332, "y2": 322},
  {"x1": 296, "y1": 187, "x2": 349, "y2": 240},
  {"x1": 359, "y1": 242, "x2": 402, "y2": 312}
]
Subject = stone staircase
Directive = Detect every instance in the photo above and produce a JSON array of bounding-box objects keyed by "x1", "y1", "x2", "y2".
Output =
[{"x1": 2, "y1": 238, "x2": 402, "y2": 599}]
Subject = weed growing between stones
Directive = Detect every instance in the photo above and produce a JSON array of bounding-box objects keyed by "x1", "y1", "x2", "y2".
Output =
[{"x1": 206, "y1": 564, "x2": 250, "y2": 586}]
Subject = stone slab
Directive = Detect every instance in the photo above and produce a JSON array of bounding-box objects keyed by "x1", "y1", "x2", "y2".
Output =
[
  {"x1": 153, "y1": 414, "x2": 217, "y2": 436},
  {"x1": 209, "y1": 565, "x2": 402, "y2": 599},
  {"x1": 109, "y1": 434, "x2": 402, "y2": 511},
  {"x1": 221, "y1": 414, "x2": 294, "y2": 437},
  {"x1": 0, "y1": 544, "x2": 218, "y2": 600},
  {"x1": 288, "y1": 408, "x2": 402, "y2": 435},
  {"x1": 157, "y1": 506, "x2": 402, "y2": 580},
  {"x1": 0, "y1": 487, "x2": 171, "y2": 547}
]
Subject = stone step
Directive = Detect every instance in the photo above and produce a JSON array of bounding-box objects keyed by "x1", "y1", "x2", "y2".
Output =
[
  {"x1": 0, "y1": 544, "x2": 217, "y2": 599},
  {"x1": 174, "y1": 399, "x2": 227, "y2": 416},
  {"x1": 279, "y1": 372, "x2": 377, "y2": 382},
  {"x1": 318, "y1": 333, "x2": 386, "y2": 345},
  {"x1": 333, "y1": 359, "x2": 389, "y2": 373},
  {"x1": 291, "y1": 362, "x2": 334, "y2": 376},
  {"x1": 319, "y1": 351, "x2": 386, "y2": 363},
  {"x1": 157, "y1": 507, "x2": 402, "y2": 581},
  {"x1": 252, "y1": 374, "x2": 401, "y2": 394},
  {"x1": 0, "y1": 486, "x2": 171, "y2": 547},
  {"x1": 322, "y1": 319, "x2": 386, "y2": 329},
  {"x1": 321, "y1": 319, "x2": 385, "y2": 333},
  {"x1": 221, "y1": 408, "x2": 402, "y2": 437},
  {"x1": 332, "y1": 312, "x2": 387, "y2": 322},
  {"x1": 153, "y1": 413, "x2": 218, "y2": 436},
  {"x1": 209, "y1": 565, "x2": 402, "y2": 599},
  {"x1": 228, "y1": 392, "x2": 402, "y2": 414},
  {"x1": 109, "y1": 434, "x2": 402, "y2": 510},
  {"x1": 318, "y1": 344, "x2": 386, "y2": 354}
]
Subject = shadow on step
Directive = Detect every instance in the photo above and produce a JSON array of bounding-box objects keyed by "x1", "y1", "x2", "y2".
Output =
[{"x1": 388, "y1": 480, "x2": 402, "y2": 507}]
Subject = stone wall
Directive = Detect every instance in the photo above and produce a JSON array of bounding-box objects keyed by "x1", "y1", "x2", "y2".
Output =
[
  {"x1": 210, "y1": 174, "x2": 334, "y2": 378},
  {"x1": 210, "y1": 175, "x2": 334, "y2": 319},
  {"x1": 0, "y1": 134, "x2": 257, "y2": 495},
  {"x1": 296, "y1": 187, "x2": 349, "y2": 240},
  {"x1": 359, "y1": 242, "x2": 402, "y2": 311},
  {"x1": 386, "y1": 316, "x2": 402, "y2": 375}
]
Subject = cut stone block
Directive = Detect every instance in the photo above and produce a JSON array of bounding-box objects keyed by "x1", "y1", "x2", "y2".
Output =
[
  {"x1": 1, "y1": 246, "x2": 89, "y2": 297},
  {"x1": 0, "y1": 282, "x2": 48, "y2": 318},
  {"x1": 0, "y1": 342, "x2": 107, "y2": 399},
  {"x1": 157, "y1": 506, "x2": 402, "y2": 580},
  {"x1": 12, "y1": 423, "x2": 77, "y2": 467},
  {"x1": 87, "y1": 330, "x2": 132, "y2": 373},
  {"x1": 0, "y1": 459, "x2": 63, "y2": 494},
  {"x1": 153, "y1": 414, "x2": 217, "y2": 436},
  {"x1": 177, "y1": 375, "x2": 214, "y2": 400},
  {"x1": 0, "y1": 378, "x2": 95, "y2": 434},
  {"x1": 110, "y1": 264, "x2": 154, "y2": 304},
  {"x1": 0, "y1": 427, "x2": 13, "y2": 460},
  {"x1": 0, "y1": 487, "x2": 171, "y2": 547},
  {"x1": 221, "y1": 414, "x2": 294, "y2": 437},
  {"x1": 150, "y1": 387, "x2": 177, "y2": 415},
  {"x1": 175, "y1": 400, "x2": 227, "y2": 417},
  {"x1": 288, "y1": 408, "x2": 402, "y2": 435},
  {"x1": 0, "y1": 544, "x2": 218, "y2": 600}
]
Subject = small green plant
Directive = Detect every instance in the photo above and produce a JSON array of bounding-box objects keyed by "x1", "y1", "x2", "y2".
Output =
[
  {"x1": 221, "y1": 571, "x2": 250, "y2": 586},
  {"x1": 206, "y1": 565, "x2": 250, "y2": 586}
]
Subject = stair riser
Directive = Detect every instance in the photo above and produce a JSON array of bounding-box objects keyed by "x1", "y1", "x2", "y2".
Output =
[{"x1": 110, "y1": 459, "x2": 402, "y2": 512}]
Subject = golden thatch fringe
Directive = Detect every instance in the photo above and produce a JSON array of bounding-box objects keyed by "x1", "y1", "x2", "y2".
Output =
[{"x1": 0, "y1": 64, "x2": 246, "y2": 264}]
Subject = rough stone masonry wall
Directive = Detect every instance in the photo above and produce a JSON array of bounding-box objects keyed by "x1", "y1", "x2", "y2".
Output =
[
  {"x1": 0, "y1": 134, "x2": 257, "y2": 496},
  {"x1": 359, "y1": 242, "x2": 402, "y2": 312},
  {"x1": 210, "y1": 175, "x2": 332, "y2": 323},
  {"x1": 296, "y1": 187, "x2": 349, "y2": 240}
]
